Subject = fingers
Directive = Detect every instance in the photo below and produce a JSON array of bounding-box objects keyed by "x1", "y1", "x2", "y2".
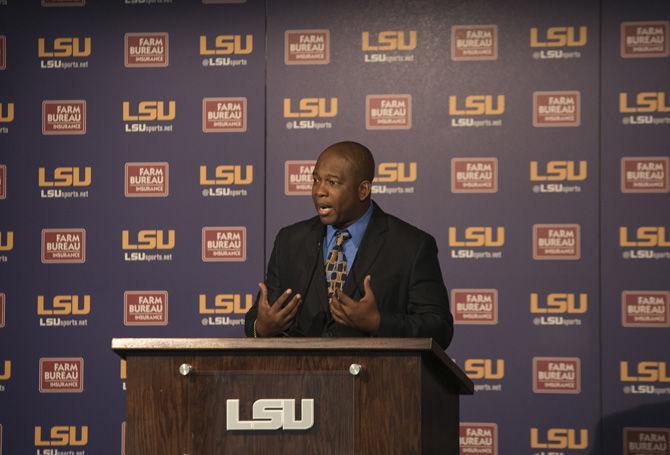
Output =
[
  {"x1": 334, "y1": 288, "x2": 355, "y2": 306},
  {"x1": 330, "y1": 292, "x2": 353, "y2": 327},
  {"x1": 271, "y1": 288, "x2": 293, "y2": 311},
  {"x1": 363, "y1": 275, "x2": 374, "y2": 298},
  {"x1": 278, "y1": 292, "x2": 301, "y2": 318}
]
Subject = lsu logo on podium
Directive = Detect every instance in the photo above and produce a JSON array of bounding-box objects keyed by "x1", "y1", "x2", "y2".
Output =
[
  {"x1": 530, "y1": 26, "x2": 588, "y2": 47},
  {"x1": 620, "y1": 21, "x2": 669, "y2": 58},
  {"x1": 284, "y1": 160, "x2": 315, "y2": 195},
  {"x1": 37, "y1": 295, "x2": 91, "y2": 316},
  {"x1": 464, "y1": 359, "x2": 505, "y2": 380},
  {"x1": 283, "y1": 97, "x2": 338, "y2": 118},
  {"x1": 0, "y1": 102, "x2": 13, "y2": 123},
  {"x1": 38, "y1": 37, "x2": 91, "y2": 57},
  {"x1": 451, "y1": 25, "x2": 498, "y2": 61},
  {"x1": 530, "y1": 428, "x2": 588, "y2": 450},
  {"x1": 34, "y1": 426, "x2": 88, "y2": 447}
]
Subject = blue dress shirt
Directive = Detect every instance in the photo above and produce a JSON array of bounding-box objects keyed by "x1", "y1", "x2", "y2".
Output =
[{"x1": 322, "y1": 202, "x2": 374, "y2": 275}]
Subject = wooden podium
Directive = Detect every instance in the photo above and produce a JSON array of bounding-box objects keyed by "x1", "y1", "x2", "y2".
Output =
[{"x1": 112, "y1": 338, "x2": 473, "y2": 454}]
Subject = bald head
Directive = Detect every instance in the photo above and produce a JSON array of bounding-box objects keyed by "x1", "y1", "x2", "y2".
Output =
[{"x1": 321, "y1": 141, "x2": 375, "y2": 184}]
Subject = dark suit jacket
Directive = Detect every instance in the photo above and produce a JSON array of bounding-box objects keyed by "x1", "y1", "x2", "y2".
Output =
[{"x1": 244, "y1": 202, "x2": 454, "y2": 348}]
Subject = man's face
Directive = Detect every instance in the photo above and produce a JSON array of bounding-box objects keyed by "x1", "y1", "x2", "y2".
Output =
[{"x1": 312, "y1": 150, "x2": 364, "y2": 227}]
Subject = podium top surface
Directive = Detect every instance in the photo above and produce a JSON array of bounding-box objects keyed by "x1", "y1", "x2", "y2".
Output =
[{"x1": 112, "y1": 337, "x2": 473, "y2": 394}]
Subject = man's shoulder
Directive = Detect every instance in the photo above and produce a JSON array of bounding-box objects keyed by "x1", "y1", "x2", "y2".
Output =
[
  {"x1": 381, "y1": 210, "x2": 435, "y2": 244},
  {"x1": 275, "y1": 215, "x2": 322, "y2": 240}
]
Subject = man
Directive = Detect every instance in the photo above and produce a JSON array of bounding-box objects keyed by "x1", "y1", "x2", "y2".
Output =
[{"x1": 244, "y1": 141, "x2": 453, "y2": 348}]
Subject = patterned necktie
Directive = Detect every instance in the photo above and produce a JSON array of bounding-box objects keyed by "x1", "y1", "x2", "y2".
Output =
[{"x1": 325, "y1": 230, "x2": 351, "y2": 300}]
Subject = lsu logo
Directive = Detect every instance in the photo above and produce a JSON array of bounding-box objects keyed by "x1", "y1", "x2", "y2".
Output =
[
  {"x1": 122, "y1": 230, "x2": 175, "y2": 250},
  {"x1": 0, "y1": 231, "x2": 13, "y2": 251},
  {"x1": 283, "y1": 98, "x2": 337, "y2": 118},
  {"x1": 448, "y1": 95, "x2": 505, "y2": 116},
  {"x1": 530, "y1": 26, "x2": 587, "y2": 47},
  {"x1": 619, "y1": 92, "x2": 670, "y2": 113},
  {"x1": 37, "y1": 37, "x2": 91, "y2": 57},
  {"x1": 530, "y1": 428, "x2": 588, "y2": 449},
  {"x1": 199, "y1": 34, "x2": 253, "y2": 55},
  {"x1": 122, "y1": 101, "x2": 175, "y2": 121},
  {"x1": 0, "y1": 360, "x2": 10, "y2": 380},
  {"x1": 0, "y1": 103, "x2": 14, "y2": 123},
  {"x1": 361, "y1": 31, "x2": 417, "y2": 51},
  {"x1": 530, "y1": 161, "x2": 587, "y2": 181},
  {"x1": 198, "y1": 293, "x2": 254, "y2": 314},
  {"x1": 531, "y1": 293, "x2": 588, "y2": 314},
  {"x1": 37, "y1": 295, "x2": 91, "y2": 316},
  {"x1": 619, "y1": 227, "x2": 670, "y2": 247},
  {"x1": 199, "y1": 165, "x2": 253, "y2": 185},
  {"x1": 464, "y1": 359, "x2": 505, "y2": 380},
  {"x1": 38, "y1": 167, "x2": 92, "y2": 187},
  {"x1": 448, "y1": 227, "x2": 505, "y2": 247},
  {"x1": 34, "y1": 426, "x2": 88, "y2": 447},
  {"x1": 620, "y1": 361, "x2": 670, "y2": 382},
  {"x1": 374, "y1": 162, "x2": 417, "y2": 183}
]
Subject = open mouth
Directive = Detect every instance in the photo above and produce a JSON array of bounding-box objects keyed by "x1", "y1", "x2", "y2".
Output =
[{"x1": 317, "y1": 204, "x2": 333, "y2": 217}]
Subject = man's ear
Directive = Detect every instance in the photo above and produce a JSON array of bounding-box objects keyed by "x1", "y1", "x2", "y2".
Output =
[{"x1": 358, "y1": 180, "x2": 371, "y2": 200}]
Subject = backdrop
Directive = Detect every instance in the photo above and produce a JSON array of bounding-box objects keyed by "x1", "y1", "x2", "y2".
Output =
[{"x1": 0, "y1": 1, "x2": 668, "y2": 454}]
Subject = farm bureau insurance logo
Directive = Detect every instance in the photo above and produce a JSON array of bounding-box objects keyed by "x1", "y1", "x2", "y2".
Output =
[
  {"x1": 624, "y1": 427, "x2": 670, "y2": 455},
  {"x1": 37, "y1": 294, "x2": 90, "y2": 328},
  {"x1": 460, "y1": 423, "x2": 498, "y2": 455},
  {"x1": 372, "y1": 161, "x2": 416, "y2": 195},
  {"x1": 39, "y1": 166, "x2": 91, "y2": 199},
  {"x1": 200, "y1": 164, "x2": 252, "y2": 198},
  {"x1": 621, "y1": 157, "x2": 669, "y2": 193},
  {"x1": 284, "y1": 30, "x2": 329, "y2": 65},
  {"x1": 531, "y1": 292, "x2": 587, "y2": 326},
  {"x1": 620, "y1": 360, "x2": 670, "y2": 395},
  {"x1": 199, "y1": 292, "x2": 253, "y2": 327},
  {"x1": 124, "y1": 291, "x2": 168, "y2": 326},
  {"x1": 39, "y1": 358, "x2": 83, "y2": 393},
  {"x1": 0, "y1": 102, "x2": 13, "y2": 134},
  {"x1": 530, "y1": 427, "x2": 588, "y2": 453},
  {"x1": 125, "y1": 162, "x2": 168, "y2": 197},
  {"x1": 125, "y1": 32, "x2": 168, "y2": 67},
  {"x1": 200, "y1": 34, "x2": 252, "y2": 67},
  {"x1": 285, "y1": 160, "x2": 315, "y2": 195},
  {"x1": 622, "y1": 291, "x2": 670, "y2": 328},
  {"x1": 0, "y1": 164, "x2": 5, "y2": 199},
  {"x1": 42, "y1": 229, "x2": 86, "y2": 264},
  {"x1": 34, "y1": 425, "x2": 88, "y2": 452},
  {"x1": 448, "y1": 226, "x2": 505, "y2": 260},
  {"x1": 202, "y1": 227, "x2": 246, "y2": 262},
  {"x1": 202, "y1": 97, "x2": 247, "y2": 132},
  {"x1": 530, "y1": 26, "x2": 587, "y2": 60},
  {"x1": 451, "y1": 25, "x2": 497, "y2": 61},
  {"x1": 362, "y1": 30, "x2": 416, "y2": 63},
  {"x1": 533, "y1": 91, "x2": 580, "y2": 127},
  {"x1": 0, "y1": 35, "x2": 6, "y2": 70},
  {"x1": 38, "y1": 36, "x2": 91, "y2": 70},
  {"x1": 284, "y1": 97, "x2": 337, "y2": 130},
  {"x1": 42, "y1": 100, "x2": 86, "y2": 135},
  {"x1": 620, "y1": 226, "x2": 670, "y2": 260},
  {"x1": 533, "y1": 224, "x2": 580, "y2": 260},
  {"x1": 451, "y1": 158, "x2": 498, "y2": 193},
  {"x1": 365, "y1": 94, "x2": 411, "y2": 130},
  {"x1": 463, "y1": 358, "x2": 504, "y2": 392},
  {"x1": 451, "y1": 289, "x2": 498, "y2": 325},
  {"x1": 122, "y1": 229, "x2": 175, "y2": 262},
  {"x1": 621, "y1": 21, "x2": 669, "y2": 58},
  {"x1": 122, "y1": 100, "x2": 175, "y2": 133},
  {"x1": 531, "y1": 160, "x2": 587, "y2": 194},
  {"x1": 619, "y1": 91, "x2": 670, "y2": 126},
  {"x1": 449, "y1": 95, "x2": 504, "y2": 128},
  {"x1": 533, "y1": 357, "x2": 581, "y2": 394}
]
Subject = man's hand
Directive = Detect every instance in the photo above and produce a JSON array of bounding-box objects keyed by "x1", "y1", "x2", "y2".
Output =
[
  {"x1": 329, "y1": 275, "x2": 381, "y2": 333},
  {"x1": 254, "y1": 283, "x2": 302, "y2": 337}
]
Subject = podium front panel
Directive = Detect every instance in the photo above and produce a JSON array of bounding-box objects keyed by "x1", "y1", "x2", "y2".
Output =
[{"x1": 187, "y1": 370, "x2": 356, "y2": 454}]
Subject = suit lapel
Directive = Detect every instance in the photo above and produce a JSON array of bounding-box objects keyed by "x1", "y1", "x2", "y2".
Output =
[
  {"x1": 298, "y1": 218, "x2": 329, "y2": 311},
  {"x1": 343, "y1": 204, "x2": 388, "y2": 298}
]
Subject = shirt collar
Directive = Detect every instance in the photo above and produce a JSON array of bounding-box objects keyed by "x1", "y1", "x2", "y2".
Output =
[{"x1": 325, "y1": 201, "x2": 374, "y2": 249}]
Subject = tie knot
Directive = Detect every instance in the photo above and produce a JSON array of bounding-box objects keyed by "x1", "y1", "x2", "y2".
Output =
[{"x1": 335, "y1": 230, "x2": 350, "y2": 246}]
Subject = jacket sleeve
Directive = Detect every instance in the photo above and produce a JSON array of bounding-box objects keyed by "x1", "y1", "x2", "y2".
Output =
[{"x1": 375, "y1": 235, "x2": 454, "y2": 349}]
